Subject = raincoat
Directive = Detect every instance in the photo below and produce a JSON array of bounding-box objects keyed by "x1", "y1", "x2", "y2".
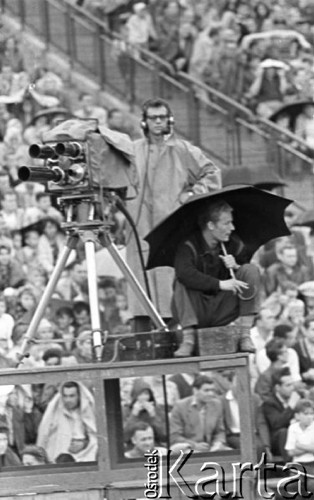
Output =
[{"x1": 126, "y1": 134, "x2": 221, "y2": 317}]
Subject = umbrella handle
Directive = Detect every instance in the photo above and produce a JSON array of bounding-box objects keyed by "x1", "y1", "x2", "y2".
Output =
[{"x1": 220, "y1": 243, "x2": 256, "y2": 301}]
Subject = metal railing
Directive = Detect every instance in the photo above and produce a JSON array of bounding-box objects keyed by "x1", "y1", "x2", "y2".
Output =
[{"x1": 3, "y1": 0, "x2": 314, "y2": 204}]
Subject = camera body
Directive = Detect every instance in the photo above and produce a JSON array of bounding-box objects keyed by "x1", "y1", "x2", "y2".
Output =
[{"x1": 19, "y1": 119, "x2": 137, "y2": 199}]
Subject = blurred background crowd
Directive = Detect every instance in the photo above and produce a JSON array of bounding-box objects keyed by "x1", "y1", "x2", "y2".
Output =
[
  {"x1": 72, "y1": 0, "x2": 314, "y2": 118},
  {"x1": 1, "y1": 0, "x2": 314, "y2": 470}
]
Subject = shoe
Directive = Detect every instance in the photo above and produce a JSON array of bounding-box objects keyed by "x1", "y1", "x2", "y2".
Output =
[
  {"x1": 174, "y1": 328, "x2": 195, "y2": 358},
  {"x1": 238, "y1": 327, "x2": 255, "y2": 353}
]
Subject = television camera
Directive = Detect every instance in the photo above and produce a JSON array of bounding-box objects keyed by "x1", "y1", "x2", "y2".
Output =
[
  {"x1": 18, "y1": 118, "x2": 138, "y2": 199},
  {"x1": 16, "y1": 119, "x2": 166, "y2": 367}
]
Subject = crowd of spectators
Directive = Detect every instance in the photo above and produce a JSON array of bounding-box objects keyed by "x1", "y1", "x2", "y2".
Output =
[
  {"x1": 72, "y1": 0, "x2": 314, "y2": 121},
  {"x1": 2, "y1": 2, "x2": 314, "y2": 471},
  {"x1": 0, "y1": 22, "x2": 141, "y2": 466}
]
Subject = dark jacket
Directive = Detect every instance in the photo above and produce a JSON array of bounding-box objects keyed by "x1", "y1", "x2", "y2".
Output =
[
  {"x1": 174, "y1": 230, "x2": 248, "y2": 294},
  {"x1": 262, "y1": 392, "x2": 295, "y2": 435}
]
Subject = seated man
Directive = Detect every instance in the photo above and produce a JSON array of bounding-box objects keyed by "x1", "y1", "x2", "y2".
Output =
[
  {"x1": 262, "y1": 367, "x2": 301, "y2": 461},
  {"x1": 37, "y1": 381, "x2": 97, "y2": 462},
  {"x1": 172, "y1": 200, "x2": 260, "y2": 357},
  {"x1": 255, "y1": 338, "x2": 289, "y2": 402},
  {"x1": 169, "y1": 374, "x2": 226, "y2": 453},
  {"x1": 294, "y1": 315, "x2": 314, "y2": 387},
  {"x1": 124, "y1": 422, "x2": 166, "y2": 459}
]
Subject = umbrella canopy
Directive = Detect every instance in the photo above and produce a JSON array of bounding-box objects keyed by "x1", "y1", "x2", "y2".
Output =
[
  {"x1": 269, "y1": 100, "x2": 314, "y2": 130},
  {"x1": 27, "y1": 107, "x2": 73, "y2": 128},
  {"x1": 222, "y1": 167, "x2": 286, "y2": 191},
  {"x1": 144, "y1": 185, "x2": 292, "y2": 269},
  {"x1": 294, "y1": 209, "x2": 314, "y2": 229}
]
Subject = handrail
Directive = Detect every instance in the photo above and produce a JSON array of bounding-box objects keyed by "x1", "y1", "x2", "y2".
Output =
[{"x1": 3, "y1": 0, "x2": 314, "y2": 204}]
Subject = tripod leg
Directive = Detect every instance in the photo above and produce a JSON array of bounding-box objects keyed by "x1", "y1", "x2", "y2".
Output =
[
  {"x1": 16, "y1": 234, "x2": 79, "y2": 367},
  {"x1": 104, "y1": 239, "x2": 167, "y2": 330},
  {"x1": 84, "y1": 239, "x2": 103, "y2": 362}
]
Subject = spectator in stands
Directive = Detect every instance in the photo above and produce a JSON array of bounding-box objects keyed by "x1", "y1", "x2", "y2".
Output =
[
  {"x1": 213, "y1": 28, "x2": 242, "y2": 97},
  {"x1": 255, "y1": 338, "x2": 290, "y2": 402},
  {"x1": 188, "y1": 25, "x2": 221, "y2": 101},
  {"x1": 21, "y1": 444, "x2": 49, "y2": 466},
  {"x1": 223, "y1": 373, "x2": 271, "y2": 457},
  {"x1": 250, "y1": 307, "x2": 275, "y2": 386},
  {"x1": 0, "y1": 425, "x2": 20, "y2": 466},
  {"x1": 124, "y1": 380, "x2": 167, "y2": 447},
  {"x1": 126, "y1": 98, "x2": 221, "y2": 333},
  {"x1": 0, "y1": 191, "x2": 25, "y2": 232},
  {"x1": 294, "y1": 315, "x2": 314, "y2": 386},
  {"x1": 54, "y1": 307, "x2": 75, "y2": 354},
  {"x1": 0, "y1": 103, "x2": 12, "y2": 141},
  {"x1": 173, "y1": 19, "x2": 197, "y2": 73},
  {"x1": 24, "y1": 192, "x2": 63, "y2": 226},
  {"x1": 170, "y1": 374, "x2": 226, "y2": 452},
  {"x1": 0, "y1": 295, "x2": 14, "y2": 354},
  {"x1": 74, "y1": 92, "x2": 107, "y2": 126},
  {"x1": 125, "y1": 421, "x2": 166, "y2": 458},
  {"x1": 56, "y1": 260, "x2": 87, "y2": 302},
  {"x1": 155, "y1": 2, "x2": 181, "y2": 67},
  {"x1": 262, "y1": 367, "x2": 301, "y2": 460},
  {"x1": 245, "y1": 62, "x2": 289, "y2": 118},
  {"x1": 253, "y1": 2, "x2": 271, "y2": 32},
  {"x1": 0, "y1": 127, "x2": 28, "y2": 185},
  {"x1": 258, "y1": 205, "x2": 309, "y2": 271},
  {"x1": 16, "y1": 227, "x2": 43, "y2": 275},
  {"x1": 72, "y1": 328, "x2": 93, "y2": 364},
  {"x1": 285, "y1": 399, "x2": 314, "y2": 465},
  {"x1": 37, "y1": 381, "x2": 97, "y2": 462},
  {"x1": 37, "y1": 217, "x2": 66, "y2": 276},
  {"x1": 13, "y1": 286, "x2": 37, "y2": 325},
  {"x1": 284, "y1": 298, "x2": 307, "y2": 340},
  {"x1": 0, "y1": 386, "x2": 41, "y2": 458},
  {"x1": 255, "y1": 323, "x2": 301, "y2": 383},
  {"x1": 0, "y1": 243, "x2": 25, "y2": 293},
  {"x1": 73, "y1": 302, "x2": 91, "y2": 331},
  {"x1": 264, "y1": 244, "x2": 311, "y2": 296},
  {"x1": 28, "y1": 70, "x2": 65, "y2": 110},
  {"x1": 126, "y1": 3, "x2": 157, "y2": 57}
]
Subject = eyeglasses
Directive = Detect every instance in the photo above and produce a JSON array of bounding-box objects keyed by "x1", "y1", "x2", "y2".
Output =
[{"x1": 146, "y1": 114, "x2": 169, "y2": 121}]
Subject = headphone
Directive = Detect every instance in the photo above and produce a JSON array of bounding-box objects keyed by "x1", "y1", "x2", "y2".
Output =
[{"x1": 141, "y1": 98, "x2": 175, "y2": 136}]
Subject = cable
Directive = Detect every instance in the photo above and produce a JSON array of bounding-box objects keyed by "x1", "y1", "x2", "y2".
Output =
[{"x1": 115, "y1": 196, "x2": 152, "y2": 300}]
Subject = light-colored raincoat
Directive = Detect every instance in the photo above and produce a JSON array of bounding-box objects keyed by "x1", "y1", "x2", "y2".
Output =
[{"x1": 126, "y1": 134, "x2": 221, "y2": 318}]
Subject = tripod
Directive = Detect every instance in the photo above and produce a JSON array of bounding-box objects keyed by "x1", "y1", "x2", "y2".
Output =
[{"x1": 16, "y1": 192, "x2": 167, "y2": 366}]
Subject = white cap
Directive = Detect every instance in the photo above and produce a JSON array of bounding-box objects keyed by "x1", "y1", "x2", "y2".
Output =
[{"x1": 134, "y1": 2, "x2": 146, "y2": 13}]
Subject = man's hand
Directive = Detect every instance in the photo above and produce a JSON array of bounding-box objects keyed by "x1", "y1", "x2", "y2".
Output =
[
  {"x1": 219, "y1": 279, "x2": 249, "y2": 294},
  {"x1": 143, "y1": 401, "x2": 156, "y2": 417},
  {"x1": 219, "y1": 254, "x2": 239, "y2": 270},
  {"x1": 131, "y1": 401, "x2": 143, "y2": 416}
]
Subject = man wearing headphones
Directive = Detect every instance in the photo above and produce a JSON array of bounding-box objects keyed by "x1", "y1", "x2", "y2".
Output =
[{"x1": 126, "y1": 98, "x2": 221, "y2": 332}]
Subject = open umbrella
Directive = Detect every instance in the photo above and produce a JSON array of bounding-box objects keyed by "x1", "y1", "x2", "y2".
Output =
[
  {"x1": 26, "y1": 107, "x2": 73, "y2": 128},
  {"x1": 144, "y1": 185, "x2": 292, "y2": 269},
  {"x1": 222, "y1": 167, "x2": 286, "y2": 191},
  {"x1": 269, "y1": 100, "x2": 314, "y2": 131}
]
